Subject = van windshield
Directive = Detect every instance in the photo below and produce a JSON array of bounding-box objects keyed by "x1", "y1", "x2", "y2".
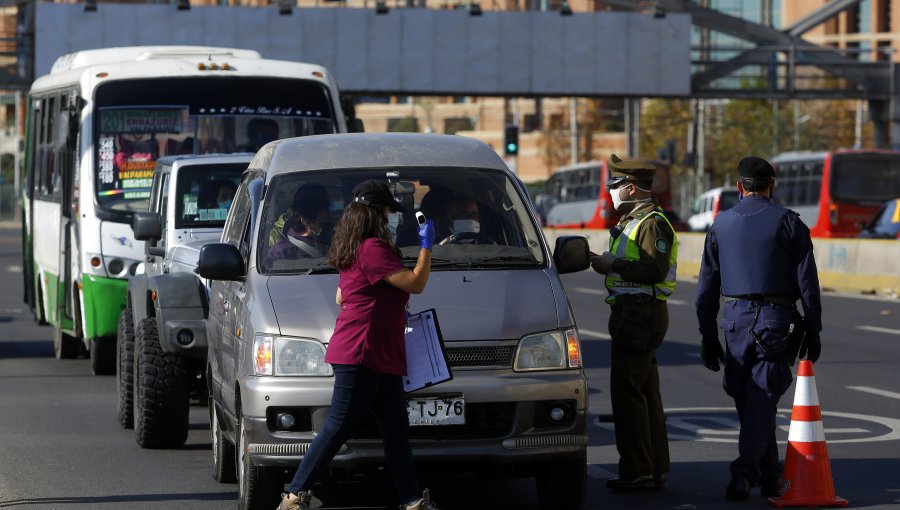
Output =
[{"x1": 258, "y1": 168, "x2": 546, "y2": 274}]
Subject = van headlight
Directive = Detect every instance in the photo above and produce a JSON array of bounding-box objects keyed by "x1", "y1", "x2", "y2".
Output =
[
  {"x1": 514, "y1": 328, "x2": 582, "y2": 371},
  {"x1": 253, "y1": 335, "x2": 333, "y2": 376}
]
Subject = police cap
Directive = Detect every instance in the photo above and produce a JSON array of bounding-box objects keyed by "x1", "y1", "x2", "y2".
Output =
[
  {"x1": 737, "y1": 156, "x2": 776, "y2": 180},
  {"x1": 606, "y1": 153, "x2": 656, "y2": 188}
]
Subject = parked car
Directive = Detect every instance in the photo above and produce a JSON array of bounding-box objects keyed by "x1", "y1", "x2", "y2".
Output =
[
  {"x1": 688, "y1": 187, "x2": 739, "y2": 232},
  {"x1": 857, "y1": 198, "x2": 900, "y2": 239},
  {"x1": 198, "y1": 133, "x2": 591, "y2": 510},
  {"x1": 118, "y1": 153, "x2": 252, "y2": 451}
]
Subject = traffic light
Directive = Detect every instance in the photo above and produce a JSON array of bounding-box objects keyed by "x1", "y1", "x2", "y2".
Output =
[{"x1": 504, "y1": 124, "x2": 519, "y2": 156}]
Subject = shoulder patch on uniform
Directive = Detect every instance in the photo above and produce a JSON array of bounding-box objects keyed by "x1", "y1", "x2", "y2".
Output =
[{"x1": 655, "y1": 237, "x2": 668, "y2": 253}]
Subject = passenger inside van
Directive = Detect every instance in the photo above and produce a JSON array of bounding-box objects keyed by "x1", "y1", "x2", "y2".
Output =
[{"x1": 265, "y1": 183, "x2": 331, "y2": 266}]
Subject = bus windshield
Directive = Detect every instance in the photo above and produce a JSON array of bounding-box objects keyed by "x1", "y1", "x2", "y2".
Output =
[
  {"x1": 95, "y1": 77, "x2": 336, "y2": 213},
  {"x1": 831, "y1": 153, "x2": 900, "y2": 203}
]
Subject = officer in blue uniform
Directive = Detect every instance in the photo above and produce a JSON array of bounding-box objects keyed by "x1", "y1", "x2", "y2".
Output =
[{"x1": 695, "y1": 156, "x2": 823, "y2": 501}]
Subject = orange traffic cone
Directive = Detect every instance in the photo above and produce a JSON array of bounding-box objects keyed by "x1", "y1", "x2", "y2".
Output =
[{"x1": 770, "y1": 360, "x2": 848, "y2": 507}]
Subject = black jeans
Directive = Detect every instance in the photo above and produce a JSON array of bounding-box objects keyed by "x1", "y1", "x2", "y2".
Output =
[{"x1": 288, "y1": 364, "x2": 419, "y2": 504}]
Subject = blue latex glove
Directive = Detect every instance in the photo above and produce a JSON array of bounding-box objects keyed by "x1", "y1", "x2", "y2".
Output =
[{"x1": 418, "y1": 219, "x2": 435, "y2": 251}]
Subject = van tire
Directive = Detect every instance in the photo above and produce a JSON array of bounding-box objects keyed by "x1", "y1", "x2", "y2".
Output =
[
  {"x1": 133, "y1": 318, "x2": 190, "y2": 449},
  {"x1": 116, "y1": 306, "x2": 135, "y2": 428},
  {"x1": 535, "y1": 453, "x2": 586, "y2": 510},
  {"x1": 91, "y1": 336, "x2": 116, "y2": 375},
  {"x1": 238, "y1": 413, "x2": 282, "y2": 509},
  {"x1": 210, "y1": 397, "x2": 237, "y2": 483},
  {"x1": 54, "y1": 326, "x2": 80, "y2": 359}
]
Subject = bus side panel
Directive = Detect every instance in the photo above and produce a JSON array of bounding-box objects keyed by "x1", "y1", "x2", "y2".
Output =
[
  {"x1": 81, "y1": 275, "x2": 128, "y2": 339},
  {"x1": 32, "y1": 199, "x2": 61, "y2": 321}
]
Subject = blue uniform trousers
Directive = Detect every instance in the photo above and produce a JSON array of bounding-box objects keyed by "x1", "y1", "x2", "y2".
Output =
[{"x1": 720, "y1": 300, "x2": 794, "y2": 485}]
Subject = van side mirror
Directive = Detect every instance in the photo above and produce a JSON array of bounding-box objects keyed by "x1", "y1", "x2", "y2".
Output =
[
  {"x1": 132, "y1": 212, "x2": 161, "y2": 242},
  {"x1": 197, "y1": 243, "x2": 246, "y2": 281},
  {"x1": 553, "y1": 235, "x2": 590, "y2": 274}
]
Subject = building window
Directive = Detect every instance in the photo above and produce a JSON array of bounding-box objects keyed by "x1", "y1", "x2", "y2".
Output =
[
  {"x1": 443, "y1": 117, "x2": 474, "y2": 135},
  {"x1": 388, "y1": 117, "x2": 419, "y2": 132}
]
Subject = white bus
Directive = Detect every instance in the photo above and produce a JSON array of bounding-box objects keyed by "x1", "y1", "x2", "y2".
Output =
[{"x1": 21, "y1": 46, "x2": 353, "y2": 373}]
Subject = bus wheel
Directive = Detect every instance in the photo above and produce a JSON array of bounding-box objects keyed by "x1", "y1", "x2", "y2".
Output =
[
  {"x1": 90, "y1": 336, "x2": 116, "y2": 375},
  {"x1": 117, "y1": 306, "x2": 135, "y2": 428},
  {"x1": 133, "y1": 317, "x2": 190, "y2": 449},
  {"x1": 54, "y1": 327, "x2": 80, "y2": 359}
]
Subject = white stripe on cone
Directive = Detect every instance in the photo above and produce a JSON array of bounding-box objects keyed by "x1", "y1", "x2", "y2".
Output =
[
  {"x1": 788, "y1": 420, "x2": 826, "y2": 443},
  {"x1": 793, "y1": 376, "x2": 820, "y2": 406}
]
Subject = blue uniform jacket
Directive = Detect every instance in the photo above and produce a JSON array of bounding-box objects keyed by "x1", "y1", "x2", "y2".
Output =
[{"x1": 695, "y1": 195, "x2": 822, "y2": 339}]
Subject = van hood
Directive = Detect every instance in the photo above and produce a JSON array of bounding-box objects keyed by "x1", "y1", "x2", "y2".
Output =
[{"x1": 267, "y1": 270, "x2": 561, "y2": 343}]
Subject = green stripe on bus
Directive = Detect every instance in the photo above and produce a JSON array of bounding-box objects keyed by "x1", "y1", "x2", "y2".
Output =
[{"x1": 81, "y1": 275, "x2": 128, "y2": 339}]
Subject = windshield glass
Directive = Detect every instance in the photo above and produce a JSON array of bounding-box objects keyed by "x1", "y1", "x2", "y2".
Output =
[
  {"x1": 831, "y1": 153, "x2": 900, "y2": 203},
  {"x1": 175, "y1": 163, "x2": 247, "y2": 229},
  {"x1": 94, "y1": 77, "x2": 336, "y2": 213},
  {"x1": 258, "y1": 168, "x2": 545, "y2": 274}
]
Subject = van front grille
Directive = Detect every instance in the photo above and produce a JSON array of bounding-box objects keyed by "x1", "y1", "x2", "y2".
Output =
[{"x1": 446, "y1": 345, "x2": 516, "y2": 368}]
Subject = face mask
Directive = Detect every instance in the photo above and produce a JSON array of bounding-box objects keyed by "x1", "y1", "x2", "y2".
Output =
[
  {"x1": 452, "y1": 219, "x2": 480, "y2": 234},
  {"x1": 219, "y1": 199, "x2": 232, "y2": 210},
  {"x1": 610, "y1": 186, "x2": 627, "y2": 212}
]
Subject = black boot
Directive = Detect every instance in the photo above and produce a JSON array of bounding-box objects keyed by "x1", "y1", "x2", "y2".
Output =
[{"x1": 725, "y1": 475, "x2": 751, "y2": 501}]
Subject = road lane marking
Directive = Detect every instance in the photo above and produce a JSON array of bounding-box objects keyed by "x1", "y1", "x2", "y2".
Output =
[
  {"x1": 592, "y1": 407, "x2": 900, "y2": 444},
  {"x1": 856, "y1": 325, "x2": 900, "y2": 336},
  {"x1": 848, "y1": 386, "x2": 900, "y2": 400},
  {"x1": 6, "y1": 265, "x2": 22, "y2": 273},
  {"x1": 666, "y1": 299, "x2": 688, "y2": 306},
  {"x1": 579, "y1": 328, "x2": 611, "y2": 340}
]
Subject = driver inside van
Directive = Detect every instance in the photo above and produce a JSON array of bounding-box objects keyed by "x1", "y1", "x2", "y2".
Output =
[
  {"x1": 266, "y1": 183, "x2": 331, "y2": 263},
  {"x1": 439, "y1": 196, "x2": 490, "y2": 245}
]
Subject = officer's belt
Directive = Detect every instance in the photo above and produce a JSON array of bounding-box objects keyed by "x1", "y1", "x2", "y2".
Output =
[{"x1": 724, "y1": 295, "x2": 794, "y2": 307}]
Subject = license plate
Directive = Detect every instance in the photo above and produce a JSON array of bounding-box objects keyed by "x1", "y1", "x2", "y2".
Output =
[{"x1": 406, "y1": 397, "x2": 465, "y2": 426}]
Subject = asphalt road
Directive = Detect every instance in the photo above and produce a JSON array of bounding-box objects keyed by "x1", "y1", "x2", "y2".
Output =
[{"x1": 2, "y1": 223, "x2": 899, "y2": 509}]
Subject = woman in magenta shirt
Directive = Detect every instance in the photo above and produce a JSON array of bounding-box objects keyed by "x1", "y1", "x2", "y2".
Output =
[{"x1": 278, "y1": 180, "x2": 438, "y2": 510}]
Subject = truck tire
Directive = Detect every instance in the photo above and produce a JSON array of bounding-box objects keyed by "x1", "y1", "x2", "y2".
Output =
[
  {"x1": 116, "y1": 306, "x2": 135, "y2": 428},
  {"x1": 133, "y1": 318, "x2": 190, "y2": 449},
  {"x1": 535, "y1": 452, "x2": 586, "y2": 510},
  {"x1": 54, "y1": 326, "x2": 80, "y2": 359},
  {"x1": 238, "y1": 413, "x2": 282, "y2": 510},
  {"x1": 210, "y1": 397, "x2": 237, "y2": 483},
  {"x1": 90, "y1": 336, "x2": 116, "y2": 375}
]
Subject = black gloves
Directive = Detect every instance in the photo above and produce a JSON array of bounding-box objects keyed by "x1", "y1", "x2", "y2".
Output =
[
  {"x1": 700, "y1": 336, "x2": 725, "y2": 372},
  {"x1": 799, "y1": 330, "x2": 822, "y2": 363}
]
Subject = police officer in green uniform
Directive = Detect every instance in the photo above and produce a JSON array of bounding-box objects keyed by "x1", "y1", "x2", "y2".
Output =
[{"x1": 591, "y1": 154, "x2": 678, "y2": 491}]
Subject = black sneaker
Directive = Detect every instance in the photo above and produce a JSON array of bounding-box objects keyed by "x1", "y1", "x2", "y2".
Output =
[
  {"x1": 606, "y1": 474, "x2": 655, "y2": 491},
  {"x1": 725, "y1": 475, "x2": 751, "y2": 501},
  {"x1": 653, "y1": 472, "x2": 668, "y2": 490},
  {"x1": 760, "y1": 477, "x2": 784, "y2": 498}
]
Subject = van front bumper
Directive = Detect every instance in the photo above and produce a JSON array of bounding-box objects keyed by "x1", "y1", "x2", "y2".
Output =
[{"x1": 239, "y1": 369, "x2": 588, "y2": 474}]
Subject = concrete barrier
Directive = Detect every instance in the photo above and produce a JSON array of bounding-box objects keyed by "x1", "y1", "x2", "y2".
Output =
[{"x1": 544, "y1": 228, "x2": 900, "y2": 298}]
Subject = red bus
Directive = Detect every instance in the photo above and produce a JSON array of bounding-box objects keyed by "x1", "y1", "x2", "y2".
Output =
[
  {"x1": 540, "y1": 159, "x2": 672, "y2": 229},
  {"x1": 771, "y1": 150, "x2": 900, "y2": 237}
]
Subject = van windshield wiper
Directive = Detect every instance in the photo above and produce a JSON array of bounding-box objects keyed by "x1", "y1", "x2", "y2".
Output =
[
  {"x1": 304, "y1": 264, "x2": 338, "y2": 275},
  {"x1": 431, "y1": 256, "x2": 542, "y2": 268}
]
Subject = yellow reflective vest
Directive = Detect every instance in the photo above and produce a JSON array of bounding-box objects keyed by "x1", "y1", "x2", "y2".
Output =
[{"x1": 604, "y1": 209, "x2": 678, "y2": 304}]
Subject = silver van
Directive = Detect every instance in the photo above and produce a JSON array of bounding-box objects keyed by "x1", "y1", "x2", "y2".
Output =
[{"x1": 198, "y1": 133, "x2": 591, "y2": 510}]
